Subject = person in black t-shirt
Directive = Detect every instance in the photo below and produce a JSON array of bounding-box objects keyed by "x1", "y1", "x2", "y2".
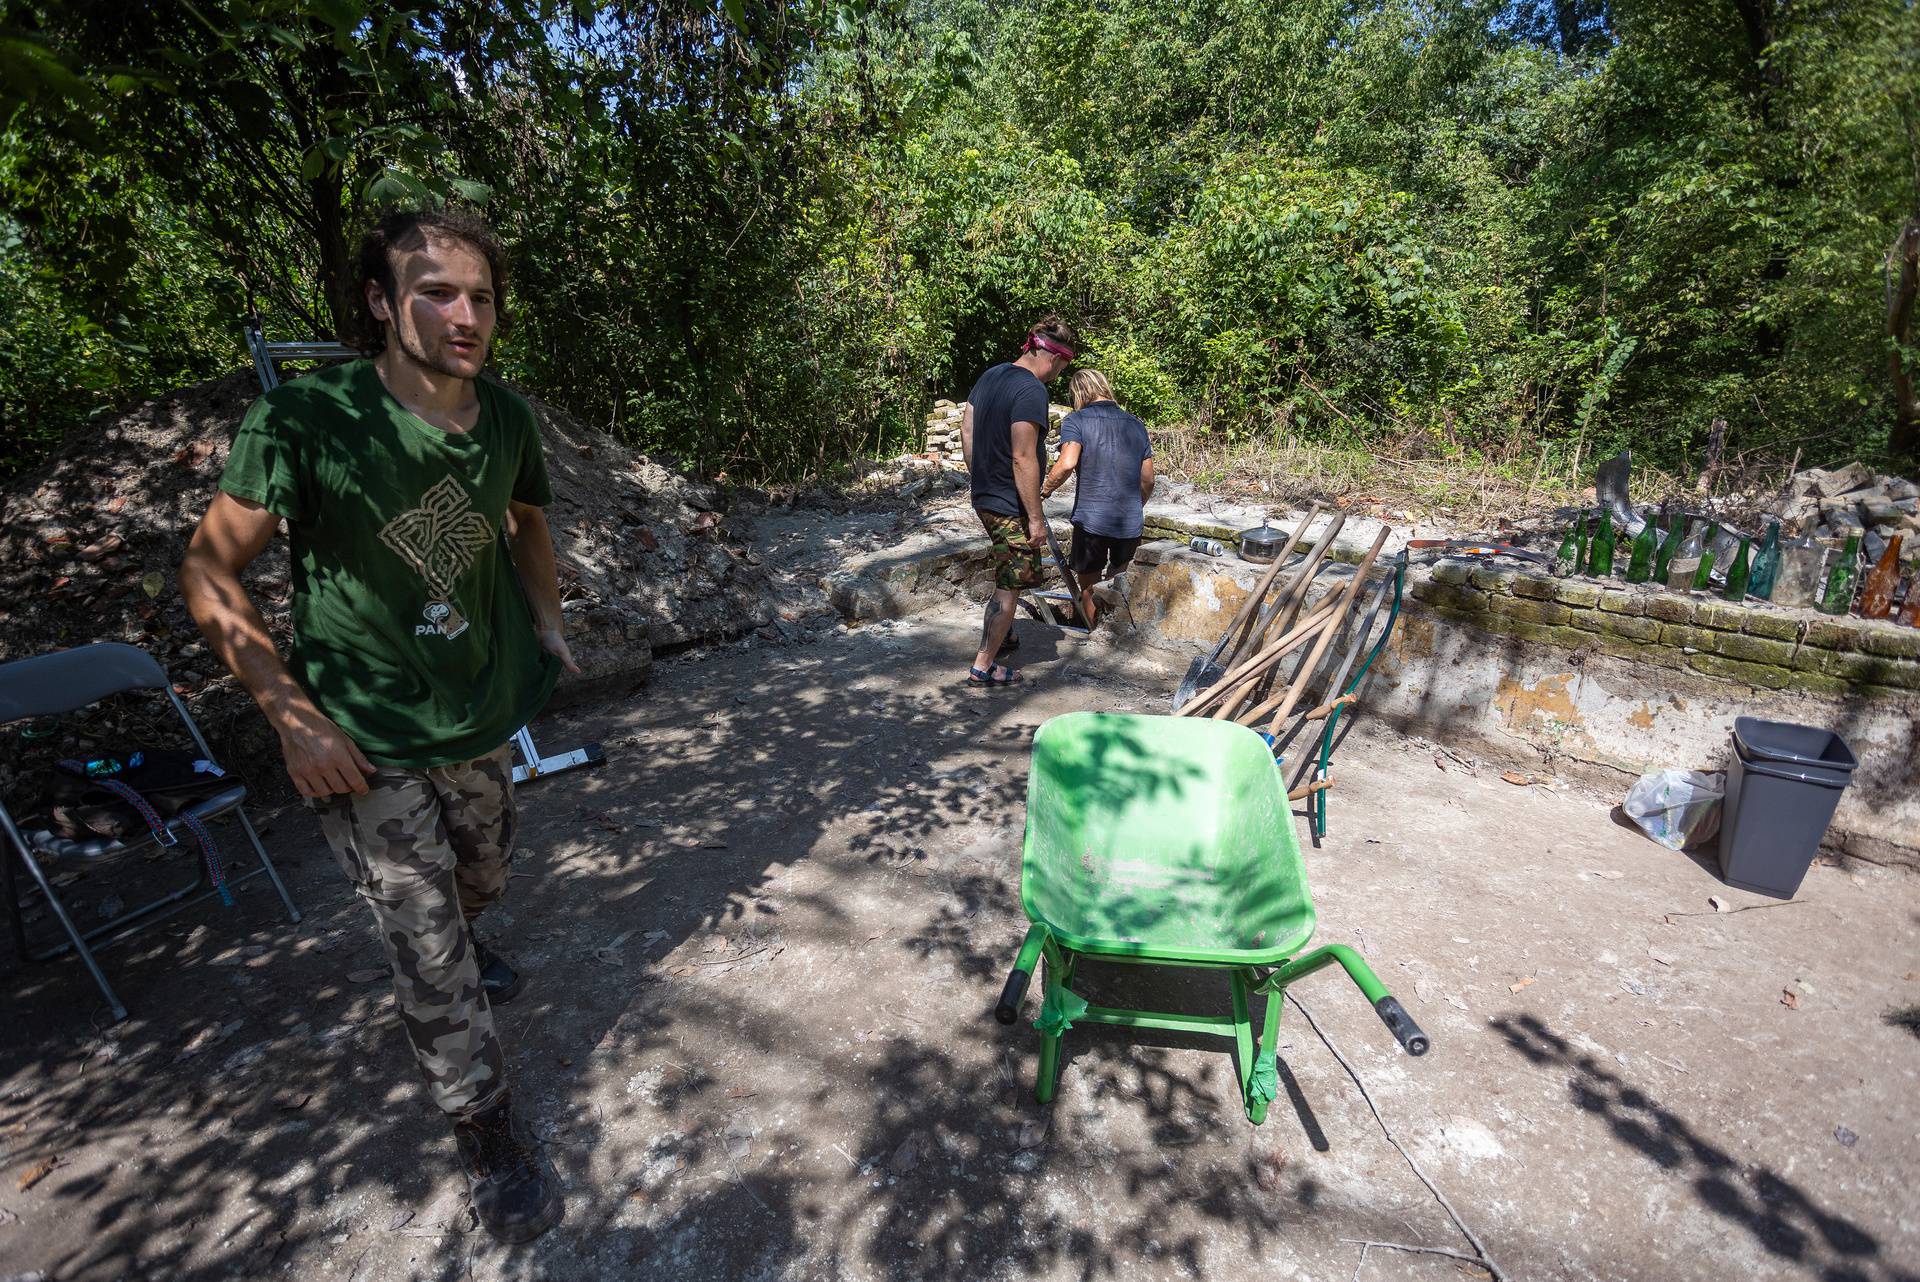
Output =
[{"x1": 959, "y1": 316, "x2": 1081, "y2": 686}]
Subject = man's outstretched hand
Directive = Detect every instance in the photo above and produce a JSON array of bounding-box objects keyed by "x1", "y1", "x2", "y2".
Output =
[
  {"x1": 272, "y1": 701, "x2": 377, "y2": 798},
  {"x1": 539, "y1": 627, "x2": 583, "y2": 676}
]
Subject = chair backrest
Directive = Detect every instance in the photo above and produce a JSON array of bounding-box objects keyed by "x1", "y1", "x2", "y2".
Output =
[{"x1": 0, "y1": 643, "x2": 172, "y2": 725}]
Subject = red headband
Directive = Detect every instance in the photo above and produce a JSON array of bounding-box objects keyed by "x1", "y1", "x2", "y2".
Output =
[{"x1": 1022, "y1": 332, "x2": 1077, "y2": 361}]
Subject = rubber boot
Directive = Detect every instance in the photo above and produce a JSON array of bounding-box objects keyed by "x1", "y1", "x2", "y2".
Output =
[
  {"x1": 472, "y1": 936, "x2": 524, "y2": 1006},
  {"x1": 453, "y1": 1092, "x2": 564, "y2": 1244}
]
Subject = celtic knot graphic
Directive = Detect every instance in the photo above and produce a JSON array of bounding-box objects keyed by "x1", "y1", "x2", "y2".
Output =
[{"x1": 378, "y1": 476, "x2": 495, "y2": 600}]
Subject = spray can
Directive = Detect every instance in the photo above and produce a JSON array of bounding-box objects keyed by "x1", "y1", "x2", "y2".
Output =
[{"x1": 1189, "y1": 537, "x2": 1227, "y2": 557}]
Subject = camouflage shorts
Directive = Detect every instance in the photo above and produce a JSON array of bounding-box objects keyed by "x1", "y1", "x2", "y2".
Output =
[
  {"x1": 977, "y1": 508, "x2": 1044, "y2": 591},
  {"x1": 312, "y1": 744, "x2": 516, "y2": 1117}
]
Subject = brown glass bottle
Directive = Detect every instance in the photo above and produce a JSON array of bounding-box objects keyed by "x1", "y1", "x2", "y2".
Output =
[{"x1": 1857, "y1": 535, "x2": 1903, "y2": 619}]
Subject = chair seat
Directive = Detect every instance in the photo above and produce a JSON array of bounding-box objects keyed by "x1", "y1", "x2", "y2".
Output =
[{"x1": 24, "y1": 784, "x2": 249, "y2": 859}]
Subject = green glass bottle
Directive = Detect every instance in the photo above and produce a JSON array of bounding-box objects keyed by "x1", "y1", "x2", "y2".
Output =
[
  {"x1": 1589, "y1": 512, "x2": 1617, "y2": 579},
  {"x1": 1720, "y1": 536, "x2": 1751, "y2": 600},
  {"x1": 1653, "y1": 513, "x2": 1682, "y2": 583},
  {"x1": 1554, "y1": 522, "x2": 1579, "y2": 577},
  {"x1": 1573, "y1": 512, "x2": 1590, "y2": 576},
  {"x1": 1748, "y1": 521, "x2": 1781, "y2": 600},
  {"x1": 1692, "y1": 521, "x2": 1720, "y2": 591},
  {"x1": 1625, "y1": 518, "x2": 1656, "y2": 583},
  {"x1": 1818, "y1": 534, "x2": 1861, "y2": 615}
]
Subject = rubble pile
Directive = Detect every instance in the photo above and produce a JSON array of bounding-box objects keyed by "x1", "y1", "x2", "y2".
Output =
[
  {"x1": 1770, "y1": 463, "x2": 1919, "y2": 567},
  {"x1": 920, "y1": 398, "x2": 1067, "y2": 463}
]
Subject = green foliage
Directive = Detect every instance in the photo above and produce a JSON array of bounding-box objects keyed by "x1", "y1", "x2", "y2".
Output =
[{"x1": 2, "y1": 0, "x2": 1917, "y2": 481}]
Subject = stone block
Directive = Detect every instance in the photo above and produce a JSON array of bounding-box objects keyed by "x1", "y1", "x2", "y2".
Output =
[
  {"x1": 1741, "y1": 611, "x2": 1803, "y2": 641},
  {"x1": 1428, "y1": 561, "x2": 1473, "y2": 587},
  {"x1": 1510, "y1": 574, "x2": 1558, "y2": 600},
  {"x1": 1803, "y1": 619, "x2": 1860, "y2": 651},
  {"x1": 1823, "y1": 651, "x2": 1920, "y2": 691},
  {"x1": 1601, "y1": 614, "x2": 1662, "y2": 642},
  {"x1": 1710, "y1": 632, "x2": 1799, "y2": 666},
  {"x1": 1554, "y1": 580, "x2": 1603, "y2": 608},
  {"x1": 1490, "y1": 619, "x2": 1591, "y2": 650},
  {"x1": 1856, "y1": 626, "x2": 1920, "y2": 660},
  {"x1": 1469, "y1": 566, "x2": 1518, "y2": 594},
  {"x1": 1495, "y1": 597, "x2": 1573, "y2": 626},
  {"x1": 1591, "y1": 637, "x2": 1689, "y2": 669},
  {"x1": 1687, "y1": 653, "x2": 1794, "y2": 689},
  {"x1": 1693, "y1": 600, "x2": 1748, "y2": 632},
  {"x1": 1646, "y1": 596, "x2": 1695, "y2": 624},
  {"x1": 1571, "y1": 608, "x2": 1605, "y2": 632},
  {"x1": 1596, "y1": 590, "x2": 1645, "y2": 616},
  {"x1": 1412, "y1": 582, "x2": 1489, "y2": 613},
  {"x1": 1659, "y1": 623, "x2": 1717, "y2": 651}
]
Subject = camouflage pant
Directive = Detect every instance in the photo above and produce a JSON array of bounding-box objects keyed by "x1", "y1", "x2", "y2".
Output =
[
  {"x1": 313, "y1": 744, "x2": 516, "y2": 1117},
  {"x1": 977, "y1": 507, "x2": 1045, "y2": 591}
]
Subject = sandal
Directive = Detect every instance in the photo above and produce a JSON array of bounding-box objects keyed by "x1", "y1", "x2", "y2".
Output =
[
  {"x1": 966, "y1": 664, "x2": 1023, "y2": 687},
  {"x1": 997, "y1": 631, "x2": 1021, "y2": 656}
]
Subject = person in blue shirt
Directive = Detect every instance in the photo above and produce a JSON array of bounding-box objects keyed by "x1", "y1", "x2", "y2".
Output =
[{"x1": 1041, "y1": 370, "x2": 1155, "y2": 628}]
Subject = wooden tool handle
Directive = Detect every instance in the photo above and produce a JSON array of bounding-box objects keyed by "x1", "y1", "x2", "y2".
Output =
[{"x1": 1261, "y1": 527, "x2": 1391, "y2": 736}]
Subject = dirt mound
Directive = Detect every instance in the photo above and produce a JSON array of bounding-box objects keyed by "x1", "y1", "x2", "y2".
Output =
[{"x1": 0, "y1": 367, "x2": 778, "y2": 801}]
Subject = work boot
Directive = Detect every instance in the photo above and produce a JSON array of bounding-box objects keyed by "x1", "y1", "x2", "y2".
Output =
[
  {"x1": 472, "y1": 936, "x2": 524, "y2": 1006},
  {"x1": 452, "y1": 1092, "x2": 564, "y2": 1244}
]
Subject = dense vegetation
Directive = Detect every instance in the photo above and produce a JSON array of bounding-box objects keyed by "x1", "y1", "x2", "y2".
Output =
[{"x1": 3, "y1": 0, "x2": 1917, "y2": 484}]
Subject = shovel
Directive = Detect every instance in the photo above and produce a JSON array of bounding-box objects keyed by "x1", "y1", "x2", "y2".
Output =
[
  {"x1": 1173, "y1": 504, "x2": 1323, "y2": 710},
  {"x1": 1595, "y1": 450, "x2": 1645, "y2": 535}
]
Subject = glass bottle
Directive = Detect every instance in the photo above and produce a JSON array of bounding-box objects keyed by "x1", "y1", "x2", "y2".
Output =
[
  {"x1": 1692, "y1": 521, "x2": 1720, "y2": 591},
  {"x1": 1666, "y1": 520, "x2": 1704, "y2": 593},
  {"x1": 1747, "y1": 521, "x2": 1782, "y2": 600},
  {"x1": 1817, "y1": 534, "x2": 1861, "y2": 615},
  {"x1": 1720, "y1": 536, "x2": 1751, "y2": 601},
  {"x1": 1573, "y1": 512, "x2": 1590, "y2": 576},
  {"x1": 1857, "y1": 535, "x2": 1904, "y2": 619},
  {"x1": 1898, "y1": 575, "x2": 1920, "y2": 627},
  {"x1": 1771, "y1": 530, "x2": 1823, "y2": 608},
  {"x1": 1554, "y1": 522, "x2": 1579, "y2": 578},
  {"x1": 1589, "y1": 511, "x2": 1617, "y2": 579},
  {"x1": 1653, "y1": 513, "x2": 1683, "y2": 584},
  {"x1": 1625, "y1": 517, "x2": 1656, "y2": 583}
]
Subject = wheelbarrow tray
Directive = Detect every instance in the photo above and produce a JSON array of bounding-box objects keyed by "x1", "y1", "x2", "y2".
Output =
[
  {"x1": 1020, "y1": 711, "x2": 1315, "y2": 966},
  {"x1": 1000, "y1": 712, "x2": 1426, "y2": 1124}
]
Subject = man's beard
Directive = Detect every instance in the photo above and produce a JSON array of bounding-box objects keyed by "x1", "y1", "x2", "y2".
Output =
[{"x1": 393, "y1": 323, "x2": 485, "y2": 377}]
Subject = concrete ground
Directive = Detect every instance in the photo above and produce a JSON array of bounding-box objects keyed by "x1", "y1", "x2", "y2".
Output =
[{"x1": 3, "y1": 603, "x2": 1917, "y2": 1282}]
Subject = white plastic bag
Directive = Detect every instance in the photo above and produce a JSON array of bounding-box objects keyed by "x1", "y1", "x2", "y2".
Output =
[{"x1": 1623, "y1": 769, "x2": 1724, "y2": 851}]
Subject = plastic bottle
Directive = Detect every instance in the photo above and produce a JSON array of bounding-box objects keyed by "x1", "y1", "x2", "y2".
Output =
[
  {"x1": 1589, "y1": 511, "x2": 1617, "y2": 580},
  {"x1": 1747, "y1": 521, "x2": 1781, "y2": 600},
  {"x1": 1666, "y1": 520, "x2": 1704, "y2": 593},
  {"x1": 1692, "y1": 521, "x2": 1720, "y2": 591},
  {"x1": 1554, "y1": 523, "x2": 1579, "y2": 578},
  {"x1": 1625, "y1": 518, "x2": 1656, "y2": 583},
  {"x1": 1857, "y1": 535, "x2": 1903, "y2": 619},
  {"x1": 1189, "y1": 537, "x2": 1227, "y2": 557},
  {"x1": 1653, "y1": 513, "x2": 1682, "y2": 584},
  {"x1": 1817, "y1": 534, "x2": 1861, "y2": 615},
  {"x1": 1720, "y1": 536, "x2": 1751, "y2": 601}
]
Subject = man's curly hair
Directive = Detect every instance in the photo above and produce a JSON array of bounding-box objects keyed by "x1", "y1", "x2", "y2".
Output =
[{"x1": 349, "y1": 207, "x2": 511, "y2": 355}]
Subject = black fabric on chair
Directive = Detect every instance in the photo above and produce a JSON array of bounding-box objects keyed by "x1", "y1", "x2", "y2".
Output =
[{"x1": 0, "y1": 642, "x2": 301, "y2": 1023}]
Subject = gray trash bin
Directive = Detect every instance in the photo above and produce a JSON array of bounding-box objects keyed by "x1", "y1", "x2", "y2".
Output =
[{"x1": 1716, "y1": 716, "x2": 1858, "y2": 899}]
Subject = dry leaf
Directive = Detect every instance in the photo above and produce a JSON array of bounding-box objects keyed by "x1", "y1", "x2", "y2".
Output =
[
  {"x1": 346, "y1": 968, "x2": 385, "y2": 984},
  {"x1": 1904, "y1": 971, "x2": 1918, "y2": 982},
  {"x1": 384, "y1": 1209, "x2": 414, "y2": 1231},
  {"x1": 278, "y1": 1093, "x2": 312, "y2": 1112},
  {"x1": 1780, "y1": 989, "x2": 1800, "y2": 1009},
  {"x1": 1508, "y1": 976, "x2": 1536, "y2": 994},
  {"x1": 141, "y1": 571, "x2": 164, "y2": 599},
  {"x1": 16, "y1": 1157, "x2": 56, "y2": 1191},
  {"x1": 725, "y1": 1087, "x2": 756, "y2": 1100},
  {"x1": 636, "y1": 526, "x2": 660, "y2": 552},
  {"x1": 1648, "y1": 947, "x2": 1676, "y2": 967},
  {"x1": 1500, "y1": 770, "x2": 1532, "y2": 786}
]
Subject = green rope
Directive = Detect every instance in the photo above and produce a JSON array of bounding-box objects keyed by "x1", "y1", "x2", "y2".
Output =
[{"x1": 1034, "y1": 986, "x2": 1088, "y2": 1037}]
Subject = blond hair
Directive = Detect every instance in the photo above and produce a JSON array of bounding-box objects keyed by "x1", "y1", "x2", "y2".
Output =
[{"x1": 1069, "y1": 369, "x2": 1115, "y2": 411}]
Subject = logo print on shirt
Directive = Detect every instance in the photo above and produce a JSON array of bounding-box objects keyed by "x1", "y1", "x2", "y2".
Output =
[{"x1": 378, "y1": 476, "x2": 494, "y2": 640}]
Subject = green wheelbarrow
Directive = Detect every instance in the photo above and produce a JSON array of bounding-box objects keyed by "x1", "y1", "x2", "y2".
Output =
[{"x1": 994, "y1": 711, "x2": 1427, "y2": 1123}]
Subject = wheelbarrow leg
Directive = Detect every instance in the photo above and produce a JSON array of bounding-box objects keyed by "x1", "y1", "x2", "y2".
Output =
[
  {"x1": 1034, "y1": 943, "x2": 1078, "y2": 1104},
  {"x1": 1233, "y1": 970, "x2": 1287, "y2": 1124}
]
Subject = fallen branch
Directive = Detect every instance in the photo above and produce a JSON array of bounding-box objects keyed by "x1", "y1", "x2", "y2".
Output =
[
  {"x1": 1291, "y1": 994, "x2": 1508, "y2": 1282},
  {"x1": 1666, "y1": 900, "x2": 1804, "y2": 919},
  {"x1": 1338, "y1": 1239, "x2": 1488, "y2": 1268}
]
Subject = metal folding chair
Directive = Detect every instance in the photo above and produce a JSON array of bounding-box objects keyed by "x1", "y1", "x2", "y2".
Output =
[{"x1": 0, "y1": 642, "x2": 302, "y2": 1022}]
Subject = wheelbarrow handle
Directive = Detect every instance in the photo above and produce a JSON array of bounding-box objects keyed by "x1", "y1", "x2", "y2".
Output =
[
  {"x1": 996, "y1": 923, "x2": 1050, "y2": 1025},
  {"x1": 1373, "y1": 996, "x2": 1430, "y2": 1057},
  {"x1": 996, "y1": 969, "x2": 1034, "y2": 1025}
]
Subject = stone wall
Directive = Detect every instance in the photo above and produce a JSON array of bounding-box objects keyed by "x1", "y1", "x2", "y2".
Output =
[{"x1": 1411, "y1": 563, "x2": 1919, "y2": 700}]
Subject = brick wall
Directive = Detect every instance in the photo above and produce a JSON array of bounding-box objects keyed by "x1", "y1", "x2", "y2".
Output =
[{"x1": 1411, "y1": 562, "x2": 1920, "y2": 700}]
